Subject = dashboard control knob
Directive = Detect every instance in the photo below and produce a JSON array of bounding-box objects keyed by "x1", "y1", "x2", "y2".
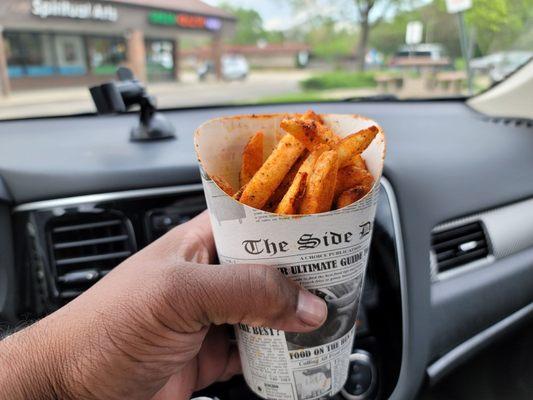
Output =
[{"x1": 341, "y1": 350, "x2": 377, "y2": 400}]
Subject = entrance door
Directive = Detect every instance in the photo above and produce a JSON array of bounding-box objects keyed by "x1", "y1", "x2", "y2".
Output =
[
  {"x1": 54, "y1": 35, "x2": 87, "y2": 76},
  {"x1": 146, "y1": 39, "x2": 175, "y2": 81}
]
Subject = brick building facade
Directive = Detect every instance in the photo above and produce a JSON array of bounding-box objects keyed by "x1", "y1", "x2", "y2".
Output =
[{"x1": 0, "y1": 0, "x2": 235, "y2": 95}]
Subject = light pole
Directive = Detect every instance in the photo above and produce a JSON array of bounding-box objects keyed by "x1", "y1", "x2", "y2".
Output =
[
  {"x1": 0, "y1": 26, "x2": 11, "y2": 97},
  {"x1": 457, "y1": 11, "x2": 473, "y2": 95},
  {"x1": 445, "y1": 0, "x2": 474, "y2": 95}
]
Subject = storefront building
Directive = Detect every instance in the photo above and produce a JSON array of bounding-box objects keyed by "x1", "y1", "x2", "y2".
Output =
[
  {"x1": 0, "y1": 0, "x2": 235, "y2": 95},
  {"x1": 182, "y1": 43, "x2": 312, "y2": 70}
]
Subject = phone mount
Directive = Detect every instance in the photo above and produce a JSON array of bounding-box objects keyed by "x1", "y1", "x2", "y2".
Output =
[{"x1": 89, "y1": 67, "x2": 176, "y2": 142}]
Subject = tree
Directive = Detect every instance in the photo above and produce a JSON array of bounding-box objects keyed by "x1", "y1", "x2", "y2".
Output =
[
  {"x1": 285, "y1": 0, "x2": 408, "y2": 70},
  {"x1": 369, "y1": 1, "x2": 462, "y2": 59},
  {"x1": 464, "y1": 0, "x2": 533, "y2": 54},
  {"x1": 305, "y1": 17, "x2": 356, "y2": 60},
  {"x1": 219, "y1": 4, "x2": 267, "y2": 45},
  {"x1": 353, "y1": 0, "x2": 399, "y2": 70}
]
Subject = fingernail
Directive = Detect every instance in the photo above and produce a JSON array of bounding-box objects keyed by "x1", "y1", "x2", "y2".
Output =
[{"x1": 296, "y1": 290, "x2": 327, "y2": 327}]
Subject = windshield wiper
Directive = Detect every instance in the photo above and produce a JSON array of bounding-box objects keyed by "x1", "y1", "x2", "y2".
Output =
[
  {"x1": 342, "y1": 94, "x2": 398, "y2": 102},
  {"x1": 342, "y1": 94, "x2": 469, "y2": 102}
]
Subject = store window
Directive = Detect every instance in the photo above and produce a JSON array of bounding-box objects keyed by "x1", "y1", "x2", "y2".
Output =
[
  {"x1": 5, "y1": 32, "x2": 56, "y2": 78},
  {"x1": 87, "y1": 37, "x2": 127, "y2": 75},
  {"x1": 4, "y1": 32, "x2": 89, "y2": 78},
  {"x1": 146, "y1": 39, "x2": 175, "y2": 81},
  {"x1": 55, "y1": 35, "x2": 87, "y2": 76}
]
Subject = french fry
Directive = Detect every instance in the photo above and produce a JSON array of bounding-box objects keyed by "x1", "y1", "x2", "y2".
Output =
[
  {"x1": 334, "y1": 166, "x2": 374, "y2": 199},
  {"x1": 233, "y1": 185, "x2": 246, "y2": 201},
  {"x1": 300, "y1": 150, "x2": 339, "y2": 214},
  {"x1": 270, "y1": 145, "x2": 327, "y2": 212},
  {"x1": 351, "y1": 154, "x2": 367, "y2": 170},
  {"x1": 240, "y1": 134, "x2": 306, "y2": 209},
  {"x1": 240, "y1": 131, "x2": 264, "y2": 187},
  {"x1": 281, "y1": 117, "x2": 340, "y2": 151},
  {"x1": 280, "y1": 118, "x2": 321, "y2": 150},
  {"x1": 265, "y1": 152, "x2": 307, "y2": 211},
  {"x1": 298, "y1": 144, "x2": 329, "y2": 177},
  {"x1": 303, "y1": 109, "x2": 324, "y2": 124},
  {"x1": 336, "y1": 186, "x2": 367, "y2": 209},
  {"x1": 337, "y1": 126, "x2": 379, "y2": 168},
  {"x1": 317, "y1": 122, "x2": 341, "y2": 146},
  {"x1": 302, "y1": 111, "x2": 341, "y2": 145},
  {"x1": 211, "y1": 175, "x2": 235, "y2": 196},
  {"x1": 275, "y1": 172, "x2": 308, "y2": 215}
]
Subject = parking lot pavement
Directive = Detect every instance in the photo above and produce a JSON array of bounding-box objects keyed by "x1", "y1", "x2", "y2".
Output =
[{"x1": 0, "y1": 71, "x2": 311, "y2": 120}]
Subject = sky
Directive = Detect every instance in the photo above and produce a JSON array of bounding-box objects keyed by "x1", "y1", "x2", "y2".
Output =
[
  {"x1": 203, "y1": 0, "x2": 297, "y2": 30},
  {"x1": 204, "y1": 0, "x2": 432, "y2": 31},
  {"x1": 203, "y1": 0, "x2": 355, "y2": 31}
]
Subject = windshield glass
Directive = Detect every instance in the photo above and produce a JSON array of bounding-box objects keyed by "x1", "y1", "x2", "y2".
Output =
[{"x1": 0, "y1": 0, "x2": 531, "y2": 119}]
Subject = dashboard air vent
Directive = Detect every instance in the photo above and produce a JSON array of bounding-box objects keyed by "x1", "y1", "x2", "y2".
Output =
[
  {"x1": 48, "y1": 213, "x2": 136, "y2": 300},
  {"x1": 481, "y1": 116, "x2": 533, "y2": 129},
  {"x1": 431, "y1": 221, "x2": 489, "y2": 273}
]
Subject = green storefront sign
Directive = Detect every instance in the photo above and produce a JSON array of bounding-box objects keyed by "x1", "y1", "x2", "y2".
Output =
[
  {"x1": 148, "y1": 11, "x2": 175, "y2": 26},
  {"x1": 148, "y1": 10, "x2": 222, "y2": 31}
]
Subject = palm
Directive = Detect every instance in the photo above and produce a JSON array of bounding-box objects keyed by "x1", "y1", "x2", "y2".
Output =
[
  {"x1": 152, "y1": 326, "x2": 240, "y2": 400},
  {"x1": 153, "y1": 213, "x2": 241, "y2": 399}
]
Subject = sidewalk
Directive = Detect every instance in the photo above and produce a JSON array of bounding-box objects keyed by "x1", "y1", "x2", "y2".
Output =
[
  {"x1": 0, "y1": 72, "x2": 199, "y2": 108},
  {"x1": 0, "y1": 71, "x2": 311, "y2": 120}
]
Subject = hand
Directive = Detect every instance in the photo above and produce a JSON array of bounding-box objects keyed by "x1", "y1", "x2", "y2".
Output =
[{"x1": 0, "y1": 212, "x2": 327, "y2": 400}]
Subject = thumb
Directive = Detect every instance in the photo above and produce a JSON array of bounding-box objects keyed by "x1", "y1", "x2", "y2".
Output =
[{"x1": 179, "y1": 263, "x2": 327, "y2": 333}]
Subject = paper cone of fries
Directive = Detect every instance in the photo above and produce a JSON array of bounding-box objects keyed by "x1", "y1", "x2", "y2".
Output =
[{"x1": 195, "y1": 113, "x2": 385, "y2": 400}]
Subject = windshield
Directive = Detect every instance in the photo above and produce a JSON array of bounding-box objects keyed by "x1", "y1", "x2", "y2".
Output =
[{"x1": 0, "y1": 0, "x2": 531, "y2": 120}]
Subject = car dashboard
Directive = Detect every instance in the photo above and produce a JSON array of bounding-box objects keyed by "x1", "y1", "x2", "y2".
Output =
[{"x1": 0, "y1": 101, "x2": 532, "y2": 399}]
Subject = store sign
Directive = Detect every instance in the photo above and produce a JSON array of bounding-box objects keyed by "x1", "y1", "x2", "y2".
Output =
[
  {"x1": 405, "y1": 21, "x2": 423, "y2": 45},
  {"x1": 31, "y1": 0, "x2": 118, "y2": 22},
  {"x1": 445, "y1": 0, "x2": 472, "y2": 14},
  {"x1": 149, "y1": 10, "x2": 222, "y2": 31}
]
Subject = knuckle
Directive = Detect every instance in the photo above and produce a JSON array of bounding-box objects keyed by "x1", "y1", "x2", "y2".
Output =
[
  {"x1": 236, "y1": 264, "x2": 295, "y2": 325},
  {"x1": 158, "y1": 262, "x2": 207, "y2": 330}
]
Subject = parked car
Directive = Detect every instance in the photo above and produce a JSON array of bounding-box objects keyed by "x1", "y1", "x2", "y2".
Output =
[
  {"x1": 471, "y1": 51, "x2": 533, "y2": 83},
  {"x1": 393, "y1": 43, "x2": 448, "y2": 60},
  {"x1": 389, "y1": 43, "x2": 451, "y2": 70},
  {"x1": 197, "y1": 54, "x2": 249, "y2": 81}
]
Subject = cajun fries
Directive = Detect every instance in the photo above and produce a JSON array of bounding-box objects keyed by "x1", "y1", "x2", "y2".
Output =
[
  {"x1": 210, "y1": 110, "x2": 378, "y2": 215},
  {"x1": 211, "y1": 175, "x2": 235, "y2": 197},
  {"x1": 275, "y1": 171, "x2": 308, "y2": 215},
  {"x1": 239, "y1": 134, "x2": 305, "y2": 209},
  {"x1": 334, "y1": 165, "x2": 374, "y2": 199},
  {"x1": 240, "y1": 131, "x2": 264, "y2": 187},
  {"x1": 266, "y1": 152, "x2": 307, "y2": 211},
  {"x1": 299, "y1": 150, "x2": 339, "y2": 214},
  {"x1": 280, "y1": 117, "x2": 340, "y2": 151},
  {"x1": 336, "y1": 126, "x2": 378, "y2": 168},
  {"x1": 336, "y1": 186, "x2": 367, "y2": 209}
]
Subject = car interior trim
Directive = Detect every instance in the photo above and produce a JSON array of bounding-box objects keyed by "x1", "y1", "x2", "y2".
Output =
[
  {"x1": 380, "y1": 177, "x2": 409, "y2": 400},
  {"x1": 340, "y1": 350, "x2": 377, "y2": 400},
  {"x1": 431, "y1": 196, "x2": 533, "y2": 281},
  {"x1": 431, "y1": 255, "x2": 496, "y2": 282},
  {"x1": 426, "y1": 301, "x2": 533, "y2": 385},
  {"x1": 12, "y1": 183, "x2": 205, "y2": 213},
  {"x1": 12, "y1": 177, "x2": 412, "y2": 400},
  {"x1": 468, "y1": 60, "x2": 533, "y2": 119},
  {"x1": 0, "y1": 177, "x2": 11, "y2": 203}
]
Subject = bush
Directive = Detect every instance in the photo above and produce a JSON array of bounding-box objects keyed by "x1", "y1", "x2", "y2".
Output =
[{"x1": 301, "y1": 71, "x2": 377, "y2": 91}]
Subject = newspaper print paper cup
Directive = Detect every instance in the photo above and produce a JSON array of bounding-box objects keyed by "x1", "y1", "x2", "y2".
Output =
[{"x1": 195, "y1": 113, "x2": 385, "y2": 400}]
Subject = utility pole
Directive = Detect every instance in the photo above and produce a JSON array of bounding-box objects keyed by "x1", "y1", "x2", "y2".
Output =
[
  {"x1": 0, "y1": 26, "x2": 11, "y2": 97},
  {"x1": 457, "y1": 11, "x2": 473, "y2": 95},
  {"x1": 445, "y1": 0, "x2": 473, "y2": 95}
]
